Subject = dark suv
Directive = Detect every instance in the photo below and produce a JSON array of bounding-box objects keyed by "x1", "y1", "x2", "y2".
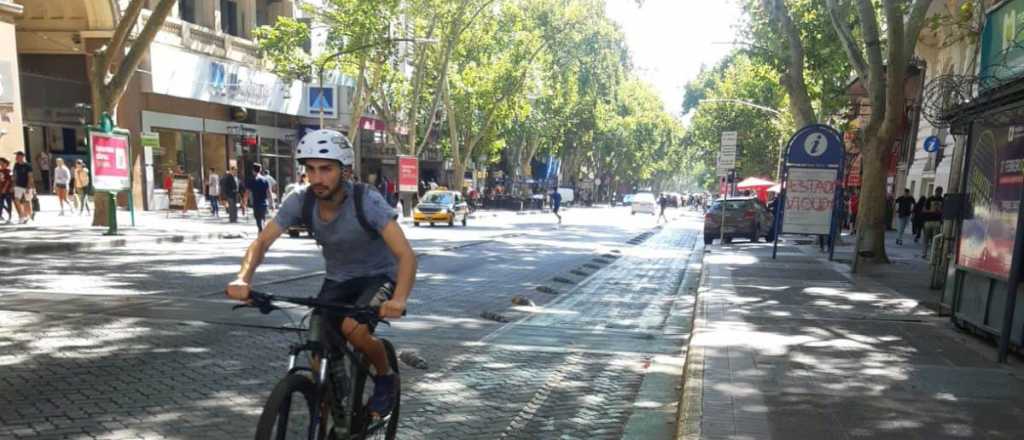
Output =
[{"x1": 703, "y1": 197, "x2": 775, "y2": 245}]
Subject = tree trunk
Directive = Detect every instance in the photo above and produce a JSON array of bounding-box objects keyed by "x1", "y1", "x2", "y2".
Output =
[
  {"x1": 348, "y1": 56, "x2": 369, "y2": 179},
  {"x1": 763, "y1": 0, "x2": 816, "y2": 127},
  {"x1": 854, "y1": 134, "x2": 890, "y2": 265}
]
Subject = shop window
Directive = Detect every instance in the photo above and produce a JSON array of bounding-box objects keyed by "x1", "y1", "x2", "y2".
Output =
[{"x1": 154, "y1": 128, "x2": 203, "y2": 192}]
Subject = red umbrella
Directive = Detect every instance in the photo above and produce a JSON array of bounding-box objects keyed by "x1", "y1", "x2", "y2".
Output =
[{"x1": 736, "y1": 177, "x2": 776, "y2": 190}]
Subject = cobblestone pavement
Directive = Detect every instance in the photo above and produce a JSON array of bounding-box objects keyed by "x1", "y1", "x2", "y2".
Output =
[
  {"x1": 398, "y1": 223, "x2": 700, "y2": 440},
  {"x1": 682, "y1": 240, "x2": 1024, "y2": 440},
  {"x1": 0, "y1": 210, "x2": 700, "y2": 439}
]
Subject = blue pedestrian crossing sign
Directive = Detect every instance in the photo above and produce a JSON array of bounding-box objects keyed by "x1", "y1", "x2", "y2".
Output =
[
  {"x1": 307, "y1": 86, "x2": 336, "y2": 117},
  {"x1": 785, "y1": 124, "x2": 844, "y2": 168},
  {"x1": 923, "y1": 135, "x2": 941, "y2": 153}
]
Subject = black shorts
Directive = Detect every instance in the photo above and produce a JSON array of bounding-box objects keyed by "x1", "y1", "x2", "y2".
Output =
[{"x1": 318, "y1": 275, "x2": 394, "y2": 331}]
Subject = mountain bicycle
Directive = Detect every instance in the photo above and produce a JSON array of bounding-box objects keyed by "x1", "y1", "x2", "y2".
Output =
[{"x1": 235, "y1": 290, "x2": 401, "y2": 440}]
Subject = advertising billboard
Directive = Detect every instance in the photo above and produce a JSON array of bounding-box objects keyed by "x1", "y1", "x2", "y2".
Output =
[
  {"x1": 398, "y1": 156, "x2": 419, "y2": 193},
  {"x1": 89, "y1": 130, "x2": 131, "y2": 192},
  {"x1": 957, "y1": 122, "x2": 1024, "y2": 279}
]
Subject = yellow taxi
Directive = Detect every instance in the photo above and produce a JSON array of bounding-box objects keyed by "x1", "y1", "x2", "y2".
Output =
[{"x1": 413, "y1": 190, "x2": 470, "y2": 227}]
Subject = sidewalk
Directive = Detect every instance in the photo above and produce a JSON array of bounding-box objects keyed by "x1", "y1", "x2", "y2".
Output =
[
  {"x1": 0, "y1": 195, "x2": 260, "y2": 256},
  {"x1": 678, "y1": 237, "x2": 1024, "y2": 439},
  {"x1": 823, "y1": 227, "x2": 949, "y2": 313}
]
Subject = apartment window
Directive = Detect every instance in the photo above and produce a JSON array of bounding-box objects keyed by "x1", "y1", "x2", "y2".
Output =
[
  {"x1": 179, "y1": 0, "x2": 197, "y2": 24},
  {"x1": 221, "y1": 0, "x2": 239, "y2": 36}
]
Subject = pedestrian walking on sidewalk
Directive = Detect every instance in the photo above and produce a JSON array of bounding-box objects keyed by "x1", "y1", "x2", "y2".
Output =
[
  {"x1": 36, "y1": 150, "x2": 50, "y2": 194},
  {"x1": 249, "y1": 163, "x2": 271, "y2": 232},
  {"x1": 849, "y1": 191, "x2": 859, "y2": 233},
  {"x1": 53, "y1": 158, "x2": 71, "y2": 216},
  {"x1": 550, "y1": 188, "x2": 562, "y2": 224},
  {"x1": 207, "y1": 167, "x2": 220, "y2": 217},
  {"x1": 657, "y1": 193, "x2": 670, "y2": 224},
  {"x1": 0, "y1": 158, "x2": 13, "y2": 223},
  {"x1": 221, "y1": 166, "x2": 240, "y2": 223},
  {"x1": 912, "y1": 195, "x2": 926, "y2": 242},
  {"x1": 895, "y1": 188, "x2": 915, "y2": 246},
  {"x1": 921, "y1": 187, "x2": 944, "y2": 259},
  {"x1": 73, "y1": 160, "x2": 91, "y2": 215},
  {"x1": 12, "y1": 151, "x2": 34, "y2": 224}
]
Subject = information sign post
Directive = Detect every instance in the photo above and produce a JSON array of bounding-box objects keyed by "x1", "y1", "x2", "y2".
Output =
[
  {"x1": 772, "y1": 125, "x2": 845, "y2": 260},
  {"x1": 88, "y1": 112, "x2": 133, "y2": 235}
]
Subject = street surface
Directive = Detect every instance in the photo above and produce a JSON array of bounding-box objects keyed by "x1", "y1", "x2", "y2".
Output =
[{"x1": 0, "y1": 207, "x2": 700, "y2": 439}]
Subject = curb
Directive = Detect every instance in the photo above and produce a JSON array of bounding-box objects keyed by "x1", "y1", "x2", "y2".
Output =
[{"x1": 676, "y1": 235, "x2": 710, "y2": 440}]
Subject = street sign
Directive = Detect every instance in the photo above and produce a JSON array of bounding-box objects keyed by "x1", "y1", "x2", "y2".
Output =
[
  {"x1": 785, "y1": 124, "x2": 843, "y2": 168},
  {"x1": 923, "y1": 135, "x2": 941, "y2": 153},
  {"x1": 773, "y1": 124, "x2": 846, "y2": 261},
  {"x1": 307, "y1": 85, "x2": 336, "y2": 117},
  {"x1": 782, "y1": 168, "x2": 838, "y2": 235},
  {"x1": 719, "y1": 131, "x2": 738, "y2": 169}
]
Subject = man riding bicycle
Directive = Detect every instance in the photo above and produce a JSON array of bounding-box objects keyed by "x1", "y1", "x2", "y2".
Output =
[{"x1": 226, "y1": 129, "x2": 417, "y2": 418}]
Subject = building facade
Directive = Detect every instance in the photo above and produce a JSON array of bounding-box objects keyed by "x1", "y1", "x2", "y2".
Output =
[{"x1": 9, "y1": 0, "x2": 358, "y2": 208}]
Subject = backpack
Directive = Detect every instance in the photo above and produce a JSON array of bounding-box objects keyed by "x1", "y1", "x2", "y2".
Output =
[{"x1": 301, "y1": 182, "x2": 380, "y2": 240}]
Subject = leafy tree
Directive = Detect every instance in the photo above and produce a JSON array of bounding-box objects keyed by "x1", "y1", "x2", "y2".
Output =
[
  {"x1": 824, "y1": 0, "x2": 932, "y2": 267},
  {"x1": 88, "y1": 0, "x2": 178, "y2": 226},
  {"x1": 682, "y1": 54, "x2": 794, "y2": 189},
  {"x1": 738, "y1": 0, "x2": 851, "y2": 127}
]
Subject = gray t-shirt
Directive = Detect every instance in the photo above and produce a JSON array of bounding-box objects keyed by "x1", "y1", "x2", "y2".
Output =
[{"x1": 274, "y1": 182, "x2": 398, "y2": 282}]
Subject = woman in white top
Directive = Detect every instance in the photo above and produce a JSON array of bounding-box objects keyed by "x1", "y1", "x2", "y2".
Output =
[
  {"x1": 207, "y1": 167, "x2": 220, "y2": 217},
  {"x1": 53, "y1": 157, "x2": 71, "y2": 216}
]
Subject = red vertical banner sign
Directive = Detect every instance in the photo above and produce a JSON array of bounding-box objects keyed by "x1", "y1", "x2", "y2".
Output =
[
  {"x1": 89, "y1": 130, "x2": 131, "y2": 191},
  {"x1": 398, "y1": 156, "x2": 419, "y2": 193}
]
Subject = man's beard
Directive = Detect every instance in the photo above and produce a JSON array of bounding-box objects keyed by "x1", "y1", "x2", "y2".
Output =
[{"x1": 313, "y1": 178, "x2": 346, "y2": 201}]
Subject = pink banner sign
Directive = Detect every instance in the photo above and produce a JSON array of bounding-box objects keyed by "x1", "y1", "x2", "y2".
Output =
[{"x1": 90, "y1": 131, "x2": 131, "y2": 191}]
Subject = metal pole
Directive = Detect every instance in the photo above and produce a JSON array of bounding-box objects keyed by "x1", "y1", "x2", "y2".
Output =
[
  {"x1": 998, "y1": 186, "x2": 1024, "y2": 362},
  {"x1": 720, "y1": 176, "x2": 727, "y2": 245},
  {"x1": 104, "y1": 192, "x2": 118, "y2": 235},
  {"x1": 772, "y1": 166, "x2": 786, "y2": 260}
]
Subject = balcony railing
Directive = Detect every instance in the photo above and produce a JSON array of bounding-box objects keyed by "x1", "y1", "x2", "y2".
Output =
[{"x1": 141, "y1": 9, "x2": 261, "y2": 64}]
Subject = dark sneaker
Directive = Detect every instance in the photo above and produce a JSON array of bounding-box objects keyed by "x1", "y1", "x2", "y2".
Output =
[{"x1": 366, "y1": 374, "x2": 397, "y2": 418}]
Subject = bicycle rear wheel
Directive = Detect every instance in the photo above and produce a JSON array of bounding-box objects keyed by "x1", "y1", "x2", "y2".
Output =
[
  {"x1": 350, "y1": 339, "x2": 401, "y2": 440},
  {"x1": 255, "y1": 373, "x2": 319, "y2": 440}
]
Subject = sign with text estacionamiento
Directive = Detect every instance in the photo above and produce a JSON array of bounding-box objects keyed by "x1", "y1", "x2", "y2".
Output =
[{"x1": 779, "y1": 124, "x2": 844, "y2": 236}]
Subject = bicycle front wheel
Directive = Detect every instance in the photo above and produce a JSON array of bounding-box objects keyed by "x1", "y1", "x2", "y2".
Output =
[{"x1": 255, "y1": 373, "x2": 319, "y2": 440}]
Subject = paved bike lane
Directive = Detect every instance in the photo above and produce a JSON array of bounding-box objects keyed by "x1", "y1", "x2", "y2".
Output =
[{"x1": 396, "y1": 222, "x2": 701, "y2": 439}]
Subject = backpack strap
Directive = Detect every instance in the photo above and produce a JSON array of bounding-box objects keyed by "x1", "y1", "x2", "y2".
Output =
[
  {"x1": 301, "y1": 189, "x2": 317, "y2": 239},
  {"x1": 353, "y1": 183, "x2": 382, "y2": 240}
]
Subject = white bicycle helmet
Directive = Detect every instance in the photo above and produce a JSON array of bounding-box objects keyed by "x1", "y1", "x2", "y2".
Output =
[{"x1": 296, "y1": 129, "x2": 355, "y2": 166}]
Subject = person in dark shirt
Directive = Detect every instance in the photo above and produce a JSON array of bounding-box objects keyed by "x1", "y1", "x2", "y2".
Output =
[
  {"x1": 249, "y1": 163, "x2": 271, "y2": 232},
  {"x1": 220, "y1": 166, "x2": 240, "y2": 223},
  {"x1": 895, "y1": 188, "x2": 916, "y2": 245},
  {"x1": 12, "y1": 151, "x2": 34, "y2": 223},
  {"x1": 921, "y1": 187, "x2": 944, "y2": 258},
  {"x1": 550, "y1": 189, "x2": 562, "y2": 224},
  {"x1": 912, "y1": 195, "x2": 927, "y2": 242}
]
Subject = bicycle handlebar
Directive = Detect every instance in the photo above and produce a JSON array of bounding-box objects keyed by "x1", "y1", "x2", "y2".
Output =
[{"x1": 232, "y1": 290, "x2": 384, "y2": 324}]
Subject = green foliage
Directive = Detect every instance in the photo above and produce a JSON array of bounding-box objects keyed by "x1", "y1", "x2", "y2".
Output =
[
  {"x1": 252, "y1": 17, "x2": 313, "y2": 83},
  {"x1": 738, "y1": 0, "x2": 851, "y2": 122},
  {"x1": 682, "y1": 54, "x2": 794, "y2": 189},
  {"x1": 255, "y1": 0, "x2": 690, "y2": 193}
]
